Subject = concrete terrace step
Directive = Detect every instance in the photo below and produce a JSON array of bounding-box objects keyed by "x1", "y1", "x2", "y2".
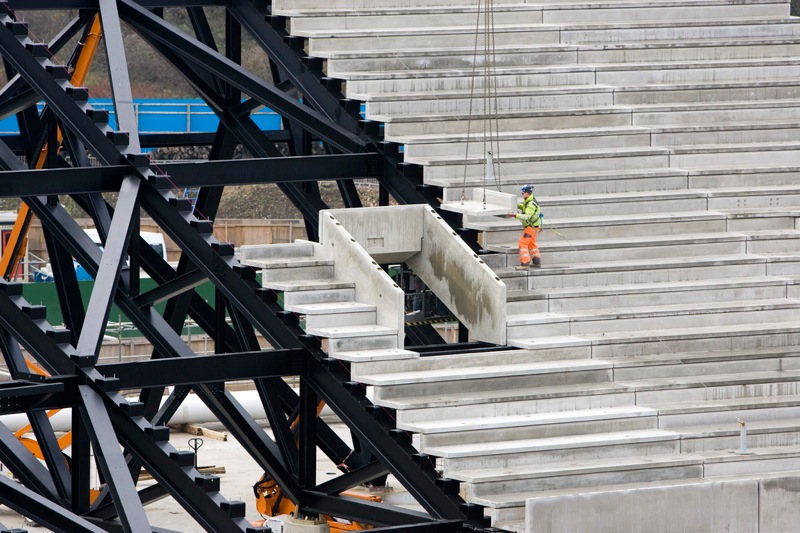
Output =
[
  {"x1": 277, "y1": 0, "x2": 785, "y2": 20},
  {"x1": 324, "y1": 45, "x2": 581, "y2": 74},
  {"x1": 486, "y1": 465, "x2": 800, "y2": 527},
  {"x1": 500, "y1": 230, "x2": 800, "y2": 263},
  {"x1": 274, "y1": 0, "x2": 783, "y2": 12},
  {"x1": 468, "y1": 451, "x2": 800, "y2": 510},
  {"x1": 344, "y1": 65, "x2": 599, "y2": 96},
  {"x1": 398, "y1": 119, "x2": 800, "y2": 156},
  {"x1": 432, "y1": 168, "x2": 689, "y2": 194},
  {"x1": 405, "y1": 405, "x2": 657, "y2": 447},
  {"x1": 459, "y1": 454, "x2": 707, "y2": 499},
  {"x1": 307, "y1": 26, "x2": 560, "y2": 54},
  {"x1": 400, "y1": 126, "x2": 653, "y2": 158},
  {"x1": 287, "y1": 5, "x2": 545, "y2": 32},
  {"x1": 577, "y1": 36, "x2": 800, "y2": 64},
  {"x1": 486, "y1": 210, "x2": 800, "y2": 244},
  {"x1": 508, "y1": 320, "x2": 800, "y2": 357},
  {"x1": 419, "y1": 146, "x2": 671, "y2": 179},
  {"x1": 349, "y1": 346, "x2": 590, "y2": 379},
  {"x1": 364, "y1": 86, "x2": 615, "y2": 116},
  {"x1": 290, "y1": 301, "x2": 378, "y2": 329},
  {"x1": 507, "y1": 298, "x2": 800, "y2": 337},
  {"x1": 561, "y1": 18, "x2": 800, "y2": 45},
  {"x1": 369, "y1": 359, "x2": 612, "y2": 401},
  {"x1": 614, "y1": 79, "x2": 800, "y2": 106},
  {"x1": 497, "y1": 253, "x2": 775, "y2": 289},
  {"x1": 510, "y1": 277, "x2": 793, "y2": 314},
  {"x1": 425, "y1": 428, "x2": 681, "y2": 464},
  {"x1": 381, "y1": 381, "x2": 634, "y2": 421}
]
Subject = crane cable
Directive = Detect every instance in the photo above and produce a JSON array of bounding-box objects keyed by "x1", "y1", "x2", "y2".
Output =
[{"x1": 461, "y1": 0, "x2": 503, "y2": 208}]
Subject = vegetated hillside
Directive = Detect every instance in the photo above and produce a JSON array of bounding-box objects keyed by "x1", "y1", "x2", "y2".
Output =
[
  {"x1": 7, "y1": 8, "x2": 381, "y2": 220},
  {"x1": 11, "y1": 8, "x2": 272, "y2": 97}
]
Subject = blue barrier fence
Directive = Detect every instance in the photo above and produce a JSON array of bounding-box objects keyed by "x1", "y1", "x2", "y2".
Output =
[{"x1": 0, "y1": 98, "x2": 283, "y2": 134}]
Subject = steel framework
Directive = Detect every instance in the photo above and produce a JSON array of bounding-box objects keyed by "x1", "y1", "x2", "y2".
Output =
[{"x1": 0, "y1": 1, "x2": 494, "y2": 531}]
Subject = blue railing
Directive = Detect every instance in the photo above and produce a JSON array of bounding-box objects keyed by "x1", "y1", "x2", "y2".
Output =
[{"x1": 0, "y1": 98, "x2": 282, "y2": 134}]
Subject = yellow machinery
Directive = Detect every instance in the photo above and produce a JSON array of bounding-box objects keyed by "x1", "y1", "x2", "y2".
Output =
[{"x1": 251, "y1": 401, "x2": 379, "y2": 532}]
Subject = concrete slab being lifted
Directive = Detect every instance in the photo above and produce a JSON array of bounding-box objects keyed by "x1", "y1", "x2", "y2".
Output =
[{"x1": 440, "y1": 187, "x2": 518, "y2": 217}]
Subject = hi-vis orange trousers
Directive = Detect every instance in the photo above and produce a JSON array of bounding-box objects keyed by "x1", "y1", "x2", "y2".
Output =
[{"x1": 518, "y1": 226, "x2": 541, "y2": 265}]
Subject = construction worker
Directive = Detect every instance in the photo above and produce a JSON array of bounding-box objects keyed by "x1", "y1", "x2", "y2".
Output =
[{"x1": 509, "y1": 184, "x2": 542, "y2": 269}]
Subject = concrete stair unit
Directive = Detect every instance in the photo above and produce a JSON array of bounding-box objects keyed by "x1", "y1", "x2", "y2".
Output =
[
  {"x1": 239, "y1": 242, "x2": 404, "y2": 356},
  {"x1": 272, "y1": 0, "x2": 800, "y2": 531}
]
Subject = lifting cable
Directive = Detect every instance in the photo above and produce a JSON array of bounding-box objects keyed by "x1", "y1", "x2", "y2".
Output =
[{"x1": 462, "y1": 0, "x2": 503, "y2": 207}]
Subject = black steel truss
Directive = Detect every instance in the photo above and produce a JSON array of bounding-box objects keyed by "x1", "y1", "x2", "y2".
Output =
[{"x1": 0, "y1": 2, "x2": 492, "y2": 531}]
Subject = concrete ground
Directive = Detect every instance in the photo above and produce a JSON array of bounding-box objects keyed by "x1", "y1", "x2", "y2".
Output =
[{"x1": 0, "y1": 421, "x2": 414, "y2": 532}]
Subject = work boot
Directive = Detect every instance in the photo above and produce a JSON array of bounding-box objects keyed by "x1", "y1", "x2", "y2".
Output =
[
  {"x1": 531, "y1": 257, "x2": 542, "y2": 268},
  {"x1": 516, "y1": 262, "x2": 531, "y2": 270}
]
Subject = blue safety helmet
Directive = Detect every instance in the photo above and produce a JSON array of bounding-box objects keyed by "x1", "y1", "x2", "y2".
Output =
[{"x1": 521, "y1": 184, "x2": 533, "y2": 194}]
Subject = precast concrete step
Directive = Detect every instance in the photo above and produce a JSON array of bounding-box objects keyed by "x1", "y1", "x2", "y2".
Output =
[
  {"x1": 595, "y1": 58, "x2": 800, "y2": 86},
  {"x1": 379, "y1": 107, "x2": 633, "y2": 138},
  {"x1": 419, "y1": 147, "x2": 671, "y2": 180},
  {"x1": 384, "y1": 382, "x2": 635, "y2": 425},
  {"x1": 290, "y1": 301, "x2": 378, "y2": 329},
  {"x1": 497, "y1": 254, "x2": 772, "y2": 290},
  {"x1": 576, "y1": 37, "x2": 800, "y2": 64},
  {"x1": 539, "y1": 0, "x2": 787, "y2": 25},
  {"x1": 273, "y1": 0, "x2": 782, "y2": 12},
  {"x1": 277, "y1": 284, "x2": 357, "y2": 307},
  {"x1": 324, "y1": 45, "x2": 580, "y2": 74},
  {"x1": 306, "y1": 25, "x2": 560, "y2": 54},
  {"x1": 614, "y1": 80, "x2": 800, "y2": 106},
  {"x1": 562, "y1": 19, "x2": 800, "y2": 45},
  {"x1": 458, "y1": 454, "x2": 704, "y2": 500},
  {"x1": 349, "y1": 346, "x2": 589, "y2": 380},
  {"x1": 687, "y1": 165, "x2": 800, "y2": 189},
  {"x1": 522, "y1": 190, "x2": 708, "y2": 219},
  {"x1": 704, "y1": 185, "x2": 800, "y2": 210},
  {"x1": 403, "y1": 405, "x2": 657, "y2": 448},
  {"x1": 273, "y1": 0, "x2": 542, "y2": 11},
  {"x1": 366, "y1": 358, "x2": 612, "y2": 401},
  {"x1": 364, "y1": 86, "x2": 614, "y2": 116},
  {"x1": 288, "y1": 6, "x2": 544, "y2": 33},
  {"x1": 489, "y1": 231, "x2": 749, "y2": 264},
  {"x1": 670, "y1": 142, "x2": 800, "y2": 170},
  {"x1": 632, "y1": 99, "x2": 800, "y2": 127},
  {"x1": 650, "y1": 121, "x2": 800, "y2": 147},
  {"x1": 521, "y1": 277, "x2": 792, "y2": 314},
  {"x1": 400, "y1": 126, "x2": 653, "y2": 159},
  {"x1": 647, "y1": 396, "x2": 800, "y2": 433},
  {"x1": 426, "y1": 428, "x2": 682, "y2": 472},
  {"x1": 274, "y1": 0, "x2": 529, "y2": 9},
  {"x1": 523, "y1": 229, "x2": 800, "y2": 263},
  {"x1": 508, "y1": 320, "x2": 800, "y2": 357},
  {"x1": 344, "y1": 65, "x2": 597, "y2": 97},
  {"x1": 238, "y1": 242, "x2": 316, "y2": 263},
  {"x1": 610, "y1": 346, "x2": 800, "y2": 381},
  {"x1": 507, "y1": 298, "x2": 800, "y2": 338},
  {"x1": 433, "y1": 168, "x2": 688, "y2": 195},
  {"x1": 633, "y1": 370, "x2": 800, "y2": 402},
  {"x1": 329, "y1": 348, "x2": 419, "y2": 363},
  {"x1": 671, "y1": 419, "x2": 800, "y2": 454},
  {"x1": 477, "y1": 212, "x2": 731, "y2": 245},
  {"x1": 277, "y1": 0, "x2": 786, "y2": 22},
  {"x1": 258, "y1": 261, "x2": 335, "y2": 283},
  {"x1": 487, "y1": 466, "x2": 800, "y2": 528}
]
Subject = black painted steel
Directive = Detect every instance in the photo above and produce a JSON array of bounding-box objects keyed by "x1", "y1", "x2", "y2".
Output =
[{"x1": 0, "y1": 2, "x2": 495, "y2": 531}]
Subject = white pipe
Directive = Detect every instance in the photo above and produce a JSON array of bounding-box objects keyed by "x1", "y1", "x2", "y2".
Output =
[{"x1": 0, "y1": 390, "x2": 273, "y2": 432}]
